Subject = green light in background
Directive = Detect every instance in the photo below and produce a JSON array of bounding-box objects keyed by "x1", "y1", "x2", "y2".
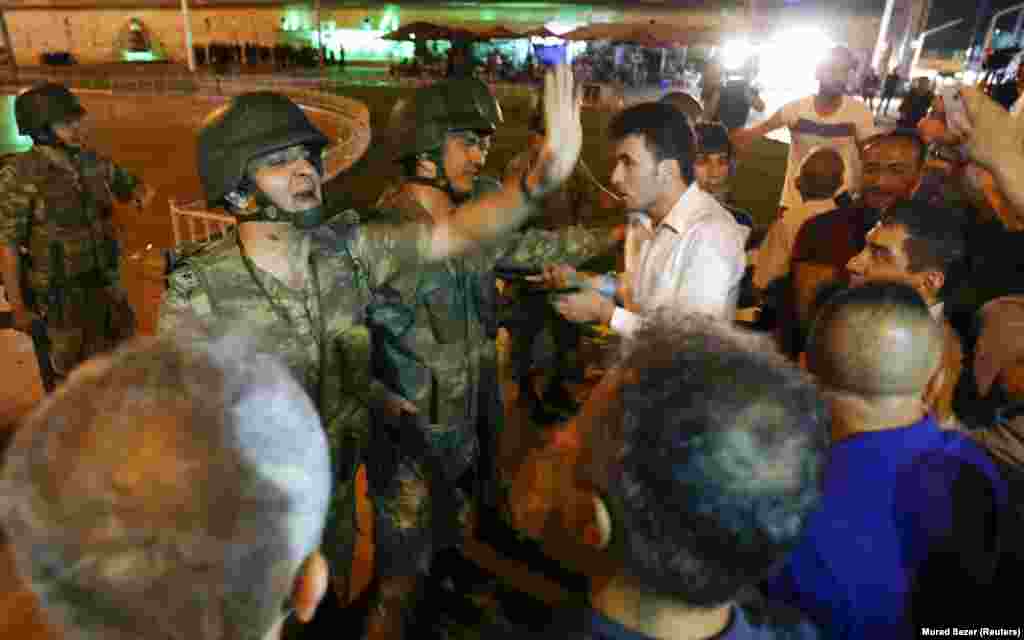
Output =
[
  {"x1": 282, "y1": 7, "x2": 308, "y2": 32},
  {"x1": 122, "y1": 51, "x2": 157, "y2": 62},
  {"x1": 321, "y1": 28, "x2": 415, "y2": 61},
  {"x1": 0, "y1": 96, "x2": 33, "y2": 154},
  {"x1": 380, "y1": 5, "x2": 401, "y2": 32}
]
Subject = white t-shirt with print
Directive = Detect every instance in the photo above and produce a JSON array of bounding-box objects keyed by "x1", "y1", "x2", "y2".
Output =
[{"x1": 777, "y1": 96, "x2": 876, "y2": 210}]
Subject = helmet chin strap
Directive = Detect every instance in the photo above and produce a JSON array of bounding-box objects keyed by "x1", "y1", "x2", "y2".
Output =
[
  {"x1": 406, "y1": 149, "x2": 473, "y2": 204},
  {"x1": 227, "y1": 187, "x2": 327, "y2": 230}
]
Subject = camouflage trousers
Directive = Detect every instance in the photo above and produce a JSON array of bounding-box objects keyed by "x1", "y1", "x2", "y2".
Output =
[
  {"x1": 39, "y1": 283, "x2": 135, "y2": 377},
  {"x1": 366, "y1": 408, "x2": 479, "y2": 578}
]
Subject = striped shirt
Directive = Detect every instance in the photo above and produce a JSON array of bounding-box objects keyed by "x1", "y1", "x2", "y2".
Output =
[{"x1": 778, "y1": 96, "x2": 876, "y2": 211}]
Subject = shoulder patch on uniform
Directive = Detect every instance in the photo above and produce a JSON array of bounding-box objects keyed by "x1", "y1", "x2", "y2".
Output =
[{"x1": 167, "y1": 264, "x2": 201, "y2": 294}]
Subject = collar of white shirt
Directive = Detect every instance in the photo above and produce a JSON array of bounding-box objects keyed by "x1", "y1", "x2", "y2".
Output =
[{"x1": 659, "y1": 183, "x2": 719, "y2": 235}]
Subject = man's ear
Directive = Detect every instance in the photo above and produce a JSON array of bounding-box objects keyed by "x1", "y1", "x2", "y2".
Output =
[
  {"x1": 584, "y1": 494, "x2": 614, "y2": 551},
  {"x1": 291, "y1": 551, "x2": 328, "y2": 623},
  {"x1": 921, "y1": 269, "x2": 946, "y2": 301},
  {"x1": 658, "y1": 158, "x2": 679, "y2": 183}
]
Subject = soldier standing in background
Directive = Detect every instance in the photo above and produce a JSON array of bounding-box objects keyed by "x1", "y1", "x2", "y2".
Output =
[
  {"x1": 0, "y1": 83, "x2": 153, "y2": 391},
  {"x1": 370, "y1": 76, "x2": 621, "y2": 638}
]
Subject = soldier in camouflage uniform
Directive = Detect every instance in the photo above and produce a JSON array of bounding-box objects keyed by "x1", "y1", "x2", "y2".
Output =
[
  {"x1": 367, "y1": 76, "x2": 622, "y2": 638},
  {"x1": 0, "y1": 83, "x2": 152, "y2": 389},
  {"x1": 501, "y1": 105, "x2": 606, "y2": 424},
  {"x1": 158, "y1": 69, "x2": 586, "y2": 637}
]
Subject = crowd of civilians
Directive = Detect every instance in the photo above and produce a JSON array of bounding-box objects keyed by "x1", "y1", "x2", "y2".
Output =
[{"x1": 6, "y1": 44, "x2": 1024, "y2": 640}]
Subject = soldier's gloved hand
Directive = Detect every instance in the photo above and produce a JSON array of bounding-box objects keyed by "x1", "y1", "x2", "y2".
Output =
[
  {"x1": 11, "y1": 305, "x2": 37, "y2": 334},
  {"x1": 526, "y1": 65, "x2": 583, "y2": 200}
]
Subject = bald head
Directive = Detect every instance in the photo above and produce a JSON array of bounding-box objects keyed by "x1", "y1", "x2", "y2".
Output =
[
  {"x1": 808, "y1": 282, "x2": 942, "y2": 397},
  {"x1": 797, "y1": 147, "x2": 844, "y2": 201},
  {"x1": 1, "y1": 332, "x2": 331, "y2": 640}
]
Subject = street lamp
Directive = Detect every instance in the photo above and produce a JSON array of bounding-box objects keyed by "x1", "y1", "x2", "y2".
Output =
[
  {"x1": 181, "y1": 0, "x2": 195, "y2": 72},
  {"x1": 910, "y1": 18, "x2": 963, "y2": 77},
  {"x1": 982, "y1": 3, "x2": 1024, "y2": 63}
]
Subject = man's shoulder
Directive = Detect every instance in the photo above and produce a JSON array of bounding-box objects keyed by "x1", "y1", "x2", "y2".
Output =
[
  {"x1": 167, "y1": 236, "x2": 242, "y2": 286},
  {"x1": 791, "y1": 203, "x2": 873, "y2": 258},
  {"x1": 687, "y1": 193, "x2": 750, "y2": 244},
  {"x1": 0, "y1": 148, "x2": 47, "y2": 185}
]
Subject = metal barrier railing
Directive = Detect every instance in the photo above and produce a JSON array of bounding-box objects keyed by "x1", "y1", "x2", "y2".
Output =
[{"x1": 169, "y1": 199, "x2": 236, "y2": 247}]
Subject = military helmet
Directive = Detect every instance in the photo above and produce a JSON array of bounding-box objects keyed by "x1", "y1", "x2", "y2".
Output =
[
  {"x1": 15, "y1": 83, "x2": 86, "y2": 135},
  {"x1": 391, "y1": 77, "x2": 502, "y2": 159},
  {"x1": 197, "y1": 91, "x2": 328, "y2": 205}
]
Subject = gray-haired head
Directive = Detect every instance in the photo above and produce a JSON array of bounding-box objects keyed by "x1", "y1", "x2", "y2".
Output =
[
  {"x1": 1, "y1": 331, "x2": 331, "y2": 640},
  {"x1": 610, "y1": 315, "x2": 826, "y2": 607}
]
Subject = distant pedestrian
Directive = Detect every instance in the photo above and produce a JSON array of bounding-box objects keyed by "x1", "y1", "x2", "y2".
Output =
[
  {"x1": 878, "y1": 71, "x2": 902, "y2": 116},
  {"x1": 861, "y1": 68, "x2": 880, "y2": 111}
]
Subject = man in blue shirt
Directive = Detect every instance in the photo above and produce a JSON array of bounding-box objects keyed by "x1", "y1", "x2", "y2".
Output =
[
  {"x1": 764, "y1": 283, "x2": 1008, "y2": 637},
  {"x1": 494, "y1": 316, "x2": 826, "y2": 639}
]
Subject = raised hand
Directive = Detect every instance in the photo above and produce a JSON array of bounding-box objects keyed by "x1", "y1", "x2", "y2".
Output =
[{"x1": 528, "y1": 65, "x2": 583, "y2": 199}]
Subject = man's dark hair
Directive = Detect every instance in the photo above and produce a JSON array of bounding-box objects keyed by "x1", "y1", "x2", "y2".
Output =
[
  {"x1": 609, "y1": 102, "x2": 696, "y2": 183},
  {"x1": 880, "y1": 198, "x2": 965, "y2": 275},
  {"x1": 693, "y1": 122, "x2": 733, "y2": 157},
  {"x1": 611, "y1": 315, "x2": 826, "y2": 608},
  {"x1": 862, "y1": 128, "x2": 928, "y2": 167}
]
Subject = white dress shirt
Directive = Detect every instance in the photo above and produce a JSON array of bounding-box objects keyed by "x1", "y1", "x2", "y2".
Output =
[{"x1": 610, "y1": 184, "x2": 749, "y2": 337}]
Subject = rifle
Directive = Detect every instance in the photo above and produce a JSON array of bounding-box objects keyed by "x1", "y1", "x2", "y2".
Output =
[{"x1": 30, "y1": 317, "x2": 56, "y2": 393}]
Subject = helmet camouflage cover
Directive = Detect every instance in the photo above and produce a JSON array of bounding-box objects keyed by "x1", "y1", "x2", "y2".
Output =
[
  {"x1": 197, "y1": 91, "x2": 329, "y2": 205},
  {"x1": 390, "y1": 77, "x2": 502, "y2": 160},
  {"x1": 15, "y1": 83, "x2": 86, "y2": 134}
]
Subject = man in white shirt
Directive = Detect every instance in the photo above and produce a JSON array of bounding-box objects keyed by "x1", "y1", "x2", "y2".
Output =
[
  {"x1": 540, "y1": 102, "x2": 749, "y2": 337},
  {"x1": 732, "y1": 46, "x2": 875, "y2": 215}
]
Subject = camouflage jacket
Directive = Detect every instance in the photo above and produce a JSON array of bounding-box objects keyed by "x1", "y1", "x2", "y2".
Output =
[
  {"x1": 0, "y1": 145, "x2": 140, "y2": 298},
  {"x1": 372, "y1": 177, "x2": 618, "y2": 438},
  {"x1": 159, "y1": 210, "x2": 432, "y2": 578}
]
